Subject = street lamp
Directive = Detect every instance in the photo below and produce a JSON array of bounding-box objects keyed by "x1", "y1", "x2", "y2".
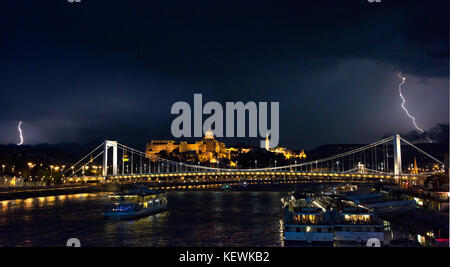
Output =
[
  {"x1": 54, "y1": 166, "x2": 60, "y2": 179},
  {"x1": 27, "y1": 162, "x2": 35, "y2": 181}
]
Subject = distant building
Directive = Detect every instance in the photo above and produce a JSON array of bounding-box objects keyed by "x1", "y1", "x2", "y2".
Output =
[
  {"x1": 0, "y1": 176, "x2": 24, "y2": 188},
  {"x1": 410, "y1": 158, "x2": 419, "y2": 174},
  {"x1": 265, "y1": 133, "x2": 306, "y2": 160},
  {"x1": 357, "y1": 162, "x2": 366, "y2": 174},
  {"x1": 146, "y1": 130, "x2": 306, "y2": 166},
  {"x1": 146, "y1": 130, "x2": 231, "y2": 163}
]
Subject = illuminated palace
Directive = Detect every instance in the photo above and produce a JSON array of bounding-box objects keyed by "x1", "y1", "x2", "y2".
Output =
[
  {"x1": 146, "y1": 130, "x2": 306, "y2": 165},
  {"x1": 146, "y1": 130, "x2": 232, "y2": 164}
]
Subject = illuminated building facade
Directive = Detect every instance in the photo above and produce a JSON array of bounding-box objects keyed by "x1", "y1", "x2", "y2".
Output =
[
  {"x1": 265, "y1": 134, "x2": 306, "y2": 160},
  {"x1": 146, "y1": 130, "x2": 231, "y2": 163},
  {"x1": 411, "y1": 157, "x2": 419, "y2": 174}
]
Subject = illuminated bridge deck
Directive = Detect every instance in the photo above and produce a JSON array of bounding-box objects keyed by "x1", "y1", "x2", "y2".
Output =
[
  {"x1": 65, "y1": 171, "x2": 427, "y2": 184},
  {"x1": 64, "y1": 134, "x2": 447, "y2": 185}
]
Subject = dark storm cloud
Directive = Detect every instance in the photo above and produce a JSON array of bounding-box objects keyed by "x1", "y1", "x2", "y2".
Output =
[
  {"x1": 0, "y1": 0, "x2": 448, "y2": 149},
  {"x1": 386, "y1": 124, "x2": 449, "y2": 143}
]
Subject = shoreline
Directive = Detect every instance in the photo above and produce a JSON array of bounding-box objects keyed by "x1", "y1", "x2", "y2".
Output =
[
  {"x1": 0, "y1": 185, "x2": 104, "y2": 201},
  {"x1": 0, "y1": 184, "x2": 292, "y2": 201},
  {"x1": 1, "y1": 182, "x2": 448, "y2": 204}
]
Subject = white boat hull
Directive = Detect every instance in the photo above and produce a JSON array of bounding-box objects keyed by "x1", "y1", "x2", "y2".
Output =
[
  {"x1": 284, "y1": 232, "x2": 334, "y2": 243},
  {"x1": 334, "y1": 231, "x2": 384, "y2": 243}
]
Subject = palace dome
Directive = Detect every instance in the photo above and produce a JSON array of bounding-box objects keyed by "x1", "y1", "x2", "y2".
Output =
[{"x1": 204, "y1": 130, "x2": 214, "y2": 139}]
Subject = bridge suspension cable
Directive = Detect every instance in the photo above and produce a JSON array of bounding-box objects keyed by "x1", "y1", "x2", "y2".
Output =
[
  {"x1": 112, "y1": 136, "x2": 396, "y2": 173},
  {"x1": 63, "y1": 142, "x2": 105, "y2": 176},
  {"x1": 400, "y1": 137, "x2": 446, "y2": 166},
  {"x1": 69, "y1": 150, "x2": 104, "y2": 178},
  {"x1": 65, "y1": 134, "x2": 447, "y2": 179}
]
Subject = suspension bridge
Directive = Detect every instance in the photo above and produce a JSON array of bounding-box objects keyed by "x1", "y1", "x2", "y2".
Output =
[{"x1": 63, "y1": 134, "x2": 447, "y2": 185}]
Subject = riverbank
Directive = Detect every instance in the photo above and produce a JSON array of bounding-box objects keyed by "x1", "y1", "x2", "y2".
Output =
[
  {"x1": 0, "y1": 182, "x2": 306, "y2": 201},
  {"x1": 0, "y1": 185, "x2": 104, "y2": 201}
]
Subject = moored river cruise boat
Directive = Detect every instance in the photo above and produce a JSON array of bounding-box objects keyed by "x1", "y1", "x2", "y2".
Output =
[
  {"x1": 325, "y1": 196, "x2": 384, "y2": 244},
  {"x1": 282, "y1": 191, "x2": 334, "y2": 244}
]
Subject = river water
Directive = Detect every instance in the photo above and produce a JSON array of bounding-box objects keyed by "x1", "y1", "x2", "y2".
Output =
[
  {"x1": 0, "y1": 191, "x2": 284, "y2": 247},
  {"x1": 0, "y1": 191, "x2": 446, "y2": 247}
]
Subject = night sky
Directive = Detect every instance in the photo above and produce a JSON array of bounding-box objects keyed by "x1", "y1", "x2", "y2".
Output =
[{"x1": 0, "y1": 0, "x2": 448, "y2": 150}]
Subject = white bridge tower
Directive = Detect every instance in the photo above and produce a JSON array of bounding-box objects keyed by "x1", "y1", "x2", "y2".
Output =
[
  {"x1": 103, "y1": 140, "x2": 118, "y2": 177},
  {"x1": 393, "y1": 134, "x2": 402, "y2": 177}
]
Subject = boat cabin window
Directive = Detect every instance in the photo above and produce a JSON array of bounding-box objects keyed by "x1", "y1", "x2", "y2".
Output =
[
  {"x1": 342, "y1": 214, "x2": 371, "y2": 224},
  {"x1": 293, "y1": 214, "x2": 322, "y2": 224}
]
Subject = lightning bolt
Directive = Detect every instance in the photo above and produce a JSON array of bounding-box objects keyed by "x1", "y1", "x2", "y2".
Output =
[
  {"x1": 17, "y1": 121, "x2": 24, "y2": 145},
  {"x1": 398, "y1": 73, "x2": 432, "y2": 143}
]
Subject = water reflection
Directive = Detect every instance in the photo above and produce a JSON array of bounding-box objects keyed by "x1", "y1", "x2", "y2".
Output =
[
  {"x1": 0, "y1": 192, "x2": 286, "y2": 246},
  {"x1": 0, "y1": 191, "x2": 447, "y2": 247}
]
